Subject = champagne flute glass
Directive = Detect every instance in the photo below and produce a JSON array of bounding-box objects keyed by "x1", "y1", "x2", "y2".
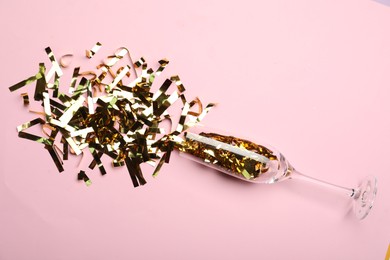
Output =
[{"x1": 177, "y1": 129, "x2": 377, "y2": 220}]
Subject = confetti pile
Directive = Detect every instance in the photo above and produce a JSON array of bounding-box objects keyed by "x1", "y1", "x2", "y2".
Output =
[{"x1": 9, "y1": 43, "x2": 214, "y2": 187}]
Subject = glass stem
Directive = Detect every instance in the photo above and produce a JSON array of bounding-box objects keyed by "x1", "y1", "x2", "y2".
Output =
[{"x1": 290, "y1": 169, "x2": 356, "y2": 198}]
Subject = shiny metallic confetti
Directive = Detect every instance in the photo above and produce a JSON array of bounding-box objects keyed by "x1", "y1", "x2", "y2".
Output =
[
  {"x1": 77, "y1": 170, "x2": 92, "y2": 186},
  {"x1": 59, "y1": 54, "x2": 73, "y2": 68},
  {"x1": 9, "y1": 44, "x2": 214, "y2": 187},
  {"x1": 86, "y1": 42, "x2": 102, "y2": 58},
  {"x1": 178, "y1": 132, "x2": 277, "y2": 180},
  {"x1": 21, "y1": 93, "x2": 29, "y2": 106}
]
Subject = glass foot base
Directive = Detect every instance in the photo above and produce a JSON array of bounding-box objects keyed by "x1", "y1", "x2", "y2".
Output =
[{"x1": 353, "y1": 176, "x2": 377, "y2": 220}]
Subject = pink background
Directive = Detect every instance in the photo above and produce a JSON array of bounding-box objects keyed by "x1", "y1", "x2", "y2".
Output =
[{"x1": 0, "y1": 0, "x2": 389, "y2": 259}]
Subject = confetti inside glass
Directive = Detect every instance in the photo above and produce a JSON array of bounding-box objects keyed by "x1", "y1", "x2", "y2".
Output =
[{"x1": 177, "y1": 127, "x2": 377, "y2": 220}]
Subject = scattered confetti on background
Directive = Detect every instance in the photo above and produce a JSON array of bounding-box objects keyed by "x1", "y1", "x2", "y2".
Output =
[
  {"x1": 9, "y1": 44, "x2": 213, "y2": 187},
  {"x1": 0, "y1": 0, "x2": 389, "y2": 259}
]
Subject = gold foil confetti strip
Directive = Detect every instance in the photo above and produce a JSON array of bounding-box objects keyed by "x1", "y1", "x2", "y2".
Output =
[
  {"x1": 68, "y1": 67, "x2": 80, "y2": 94},
  {"x1": 52, "y1": 72, "x2": 60, "y2": 98},
  {"x1": 170, "y1": 75, "x2": 185, "y2": 93},
  {"x1": 78, "y1": 71, "x2": 97, "y2": 81},
  {"x1": 78, "y1": 170, "x2": 92, "y2": 186},
  {"x1": 21, "y1": 93, "x2": 29, "y2": 106},
  {"x1": 156, "y1": 59, "x2": 169, "y2": 76},
  {"x1": 187, "y1": 97, "x2": 202, "y2": 116},
  {"x1": 9, "y1": 43, "x2": 214, "y2": 187},
  {"x1": 45, "y1": 143, "x2": 64, "y2": 172},
  {"x1": 152, "y1": 153, "x2": 166, "y2": 177},
  {"x1": 134, "y1": 57, "x2": 146, "y2": 68},
  {"x1": 61, "y1": 137, "x2": 69, "y2": 160},
  {"x1": 9, "y1": 72, "x2": 42, "y2": 92},
  {"x1": 34, "y1": 63, "x2": 47, "y2": 101},
  {"x1": 45, "y1": 47, "x2": 63, "y2": 83},
  {"x1": 104, "y1": 47, "x2": 129, "y2": 67},
  {"x1": 86, "y1": 42, "x2": 102, "y2": 58},
  {"x1": 59, "y1": 54, "x2": 73, "y2": 68},
  {"x1": 107, "y1": 65, "x2": 130, "y2": 92}
]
